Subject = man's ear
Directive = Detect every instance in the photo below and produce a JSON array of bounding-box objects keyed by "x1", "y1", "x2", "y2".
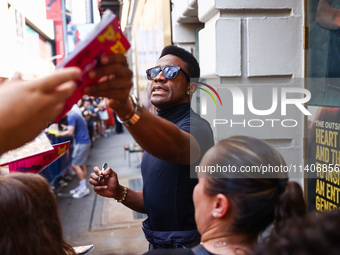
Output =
[
  {"x1": 188, "y1": 82, "x2": 198, "y2": 95},
  {"x1": 212, "y1": 194, "x2": 229, "y2": 218}
]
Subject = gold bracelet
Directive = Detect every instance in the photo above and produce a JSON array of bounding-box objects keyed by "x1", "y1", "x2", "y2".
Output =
[
  {"x1": 116, "y1": 95, "x2": 142, "y2": 128},
  {"x1": 116, "y1": 185, "x2": 127, "y2": 203},
  {"x1": 117, "y1": 97, "x2": 135, "y2": 121}
]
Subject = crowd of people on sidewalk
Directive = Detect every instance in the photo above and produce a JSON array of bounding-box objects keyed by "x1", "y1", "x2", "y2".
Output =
[
  {"x1": 54, "y1": 94, "x2": 124, "y2": 199},
  {"x1": 0, "y1": 44, "x2": 339, "y2": 255},
  {"x1": 76, "y1": 95, "x2": 123, "y2": 144}
]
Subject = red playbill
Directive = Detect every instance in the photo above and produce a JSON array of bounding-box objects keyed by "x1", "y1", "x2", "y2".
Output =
[{"x1": 55, "y1": 10, "x2": 130, "y2": 123}]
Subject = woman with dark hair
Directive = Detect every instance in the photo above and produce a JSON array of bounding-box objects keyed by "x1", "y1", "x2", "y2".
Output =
[
  {"x1": 252, "y1": 209, "x2": 340, "y2": 255},
  {"x1": 0, "y1": 173, "x2": 77, "y2": 255},
  {"x1": 145, "y1": 136, "x2": 307, "y2": 255}
]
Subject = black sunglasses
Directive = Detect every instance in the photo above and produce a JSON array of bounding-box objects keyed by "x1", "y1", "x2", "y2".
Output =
[{"x1": 146, "y1": 66, "x2": 190, "y2": 82}]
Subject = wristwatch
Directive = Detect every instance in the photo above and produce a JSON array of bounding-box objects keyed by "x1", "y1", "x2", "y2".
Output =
[{"x1": 117, "y1": 95, "x2": 143, "y2": 128}]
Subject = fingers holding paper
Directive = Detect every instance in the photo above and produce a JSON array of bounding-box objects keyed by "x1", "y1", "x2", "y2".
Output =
[{"x1": 84, "y1": 54, "x2": 133, "y2": 111}]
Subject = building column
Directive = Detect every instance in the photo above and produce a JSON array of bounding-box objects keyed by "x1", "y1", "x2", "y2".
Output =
[{"x1": 197, "y1": 0, "x2": 305, "y2": 183}]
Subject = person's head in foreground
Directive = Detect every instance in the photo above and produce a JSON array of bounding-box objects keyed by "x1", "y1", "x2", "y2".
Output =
[
  {"x1": 252, "y1": 209, "x2": 340, "y2": 255},
  {"x1": 0, "y1": 173, "x2": 76, "y2": 255},
  {"x1": 193, "y1": 136, "x2": 307, "y2": 255},
  {"x1": 146, "y1": 45, "x2": 200, "y2": 110}
]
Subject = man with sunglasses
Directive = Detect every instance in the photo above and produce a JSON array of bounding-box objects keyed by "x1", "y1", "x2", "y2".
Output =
[{"x1": 87, "y1": 45, "x2": 214, "y2": 249}]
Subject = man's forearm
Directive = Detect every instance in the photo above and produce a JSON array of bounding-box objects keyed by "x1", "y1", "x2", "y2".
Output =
[
  {"x1": 55, "y1": 129, "x2": 73, "y2": 138},
  {"x1": 121, "y1": 107, "x2": 200, "y2": 165}
]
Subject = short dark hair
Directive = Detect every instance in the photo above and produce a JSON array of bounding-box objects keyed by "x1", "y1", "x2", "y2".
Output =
[
  {"x1": 84, "y1": 98, "x2": 92, "y2": 103},
  {"x1": 159, "y1": 45, "x2": 200, "y2": 79},
  {"x1": 253, "y1": 210, "x2": 340, "y2": 255}
]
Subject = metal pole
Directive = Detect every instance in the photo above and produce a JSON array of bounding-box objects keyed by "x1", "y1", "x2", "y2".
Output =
[
  {"x1": 90, "y1": 0, "x2": 94, "y2": 23},
  {"x1": 61, "y1": 0, "x2": 69, "y2": 56}
]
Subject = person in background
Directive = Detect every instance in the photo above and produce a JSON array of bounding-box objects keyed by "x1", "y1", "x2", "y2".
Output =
[
  {"x1": 113, "y1": 111, "x2": 123, "y2": 134},
  {"x1": 252, "y1": 209, "x2": 340, "y2": 255},
  {"x1": 92, "y1": 97, "x2": 102, "y2": 137},
  {"x1": 104, "y1": 97, "x2": 116, "y2": 133},
  {"x1": 88, "y1": 46, "x2": 214, "y2": 249},
  {"x1": 82, "y1": 98, "x2": 98, "y2": 144},
  {"x1": 56, "y1": 104, "x2": 91, "y2": 199},
  {"x1": 0, "y1": 172, "x2": 77, "y2": 255},
  {"x1": 144, "y1": 136, "x2": 307, "y2": 255},
  {"x1": 0, "y1": 67, "x2": 81, "y2": 156},
  {"x1": 95, "y1": 97, "x2": 109, "y2": 137}
]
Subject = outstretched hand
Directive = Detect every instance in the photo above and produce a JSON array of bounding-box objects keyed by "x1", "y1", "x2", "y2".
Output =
[{"x1": 0, "y1": 67, "x2": 81, "y2": 155}]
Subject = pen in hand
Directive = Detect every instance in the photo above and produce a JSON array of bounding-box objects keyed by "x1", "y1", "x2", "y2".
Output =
[{"x1": 98, "y1": 162, "x2": 108, "y2": 182}]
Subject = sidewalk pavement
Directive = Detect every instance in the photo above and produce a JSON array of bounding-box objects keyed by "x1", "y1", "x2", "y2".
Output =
[{"x1": 56, "y1": 129, "x2": 148, "y2": 255}]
